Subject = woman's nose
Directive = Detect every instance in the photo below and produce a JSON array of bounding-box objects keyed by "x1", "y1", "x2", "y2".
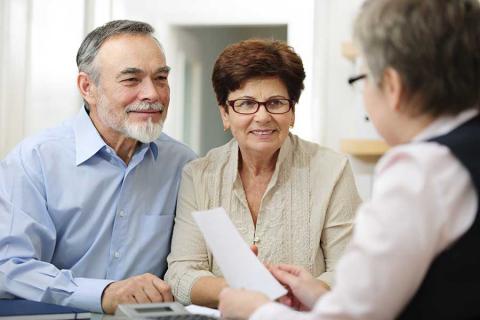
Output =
[{"x1": 254, "y1": 104, "x2": 272, "y2": 121}]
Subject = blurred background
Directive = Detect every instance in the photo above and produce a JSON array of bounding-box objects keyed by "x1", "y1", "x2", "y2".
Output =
[{"x1": 0, "y1": 0, "x2": 380, "y2": 198}]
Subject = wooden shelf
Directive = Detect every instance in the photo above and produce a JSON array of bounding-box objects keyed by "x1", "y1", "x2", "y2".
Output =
[
  {"x1": 341, "y1": 139, "x2": 389, "y2": 160},
  {"x1": 341, "y1": 42, "x2": 358, "y2": 61}
]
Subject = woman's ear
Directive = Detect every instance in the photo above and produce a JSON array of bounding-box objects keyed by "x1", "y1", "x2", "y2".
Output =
[
  {"x1": 382, "y1": 67, "x2": 404, "y2": 113},
  {"x1": 219, "y1": 106, "x2": 230, "y2": 131},
  {"x1": 77, "y1": 72, "x2": 97, "y2": 106}
]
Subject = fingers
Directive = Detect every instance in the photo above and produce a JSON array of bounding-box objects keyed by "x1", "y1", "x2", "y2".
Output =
[
  {"x1": 219, "y1": 287, "x2": 232, "y2": 299},
  {"x1": 137, "y1": 274, "x2": 172, "y2": 303},
  {"x1": 275, "y1": 264, "x2": 313, "y2": 281},
  {"x1": 143, "y1": 281, "x2": 163, "y2": 302},
  {"x1": 219, "y1": 288, "x2": 270, "y2": 319},
  {"x1": 218, "y1": 287, "x2": 236, "y2": 313},
  {"x1": 271, "y1": 268, "x2": 300, "y2": 288},
  {"x1": 277, "y1": 295, "x2": 293, "y2": 307},
  {"x1": 153, "y1": 277, "x2": 174, "y2": 302},
  {"x1": 102, "y1": 281, "x2": 137, "y2": 314},
  {"x1": 133, "y1": 288, "x2": 151, "y2": 304},
  {"x1": 101, "y1": 273, "x2": 172, "y2": 314},
  {"x1": 276, "y1": 263, "x2": 305, "y2": 275}
]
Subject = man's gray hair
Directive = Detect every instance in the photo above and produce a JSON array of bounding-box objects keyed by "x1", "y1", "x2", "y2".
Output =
[
  {"x1": 354, "y1": 0, "x2": 480, "y2": 116},
  {"x1": 76, "y1": 20, "x2": 158, "y2": 84}
]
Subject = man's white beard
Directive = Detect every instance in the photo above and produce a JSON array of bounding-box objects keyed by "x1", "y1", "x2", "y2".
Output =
[
  {"x1": 97, "y1": 98, "x2": 165, "y2": 143},
  {"x1": 124, "y1": 115, "x2": 164, "y2": 143}
]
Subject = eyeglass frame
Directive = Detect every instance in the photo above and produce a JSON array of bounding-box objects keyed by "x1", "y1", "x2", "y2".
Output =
[
  {"x1": 348, "y1": 73, "x2": 367, "y2": 86},
  {"x1": 226, "y1": 98, "x2": 294, "y2": 115},
  {"x1": 348, "y1": 73, "x2": 371, "y2": 122}
]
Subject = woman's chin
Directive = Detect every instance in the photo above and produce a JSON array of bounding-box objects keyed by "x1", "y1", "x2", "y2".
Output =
[{"x1": 242, "y1": 142, "x2": 281, "y2": 157}]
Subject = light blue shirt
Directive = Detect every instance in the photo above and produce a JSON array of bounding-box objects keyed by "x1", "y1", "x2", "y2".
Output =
[{"x1": 0, "y1": 108, "x2": 196, "y2": 312}]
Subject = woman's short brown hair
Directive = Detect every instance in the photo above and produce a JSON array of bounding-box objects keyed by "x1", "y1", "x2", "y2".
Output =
[{"x1": 211, "y1": 39, "x2": 305, "y2": 109}]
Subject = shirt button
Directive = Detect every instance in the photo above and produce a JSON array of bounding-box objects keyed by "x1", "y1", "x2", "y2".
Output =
[
  {"x1": 114, "y1": 251, "x2": 120, "y2": 258},
  {"x1": 119, "y1": 210, "x2": 126, "y2": 217},
  {"x1": 254, "y1": 236, "x2": 260, "y2": 244},
  {"x1": 106, "y1": 148, "x2": 111, "y2": 154}
]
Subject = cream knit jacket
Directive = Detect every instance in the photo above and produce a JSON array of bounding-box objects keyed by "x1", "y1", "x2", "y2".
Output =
[{"x1": 165, "y1": 134, "x2": 361, "y2": 304}]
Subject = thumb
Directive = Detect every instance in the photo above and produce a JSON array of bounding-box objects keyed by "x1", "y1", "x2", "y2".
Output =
[{"x1": 271, "y1": 268, "x2": 299, "y2": 287}]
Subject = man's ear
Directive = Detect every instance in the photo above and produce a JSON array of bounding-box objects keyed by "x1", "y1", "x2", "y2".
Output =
[
  {"x1": 382, "y1": 67, "x2": 404, "y2": 112},
  {"x1": 77, "y1": 72, "x2": 97, "y2": 106},
  {"x1": 219, "y1": 105, "x2": 230, "y2": 131}
]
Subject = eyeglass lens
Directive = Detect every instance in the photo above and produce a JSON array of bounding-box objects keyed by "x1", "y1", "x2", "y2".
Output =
[{"x1": 230, "y1": 99, "x2": 292, "y2": 114}]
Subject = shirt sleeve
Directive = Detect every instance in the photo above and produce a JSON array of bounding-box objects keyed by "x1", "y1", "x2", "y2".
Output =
[
  {"x1": 164, "y1": 164, "x2": 215, "y2": 305},
  {"x1": 0, "y1": 147, "x2": 113, "y2": 313},
  {"x1": 318, "y1": 160, "x2": 361, "y2": 287},
  {"x1": 250, "y1": 302, "x2": 316, "y2": 320}
]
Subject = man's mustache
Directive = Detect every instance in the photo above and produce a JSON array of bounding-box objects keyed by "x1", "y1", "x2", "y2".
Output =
[{"x1": 125, "y1": 102, "x2": 164, "y2": 113}]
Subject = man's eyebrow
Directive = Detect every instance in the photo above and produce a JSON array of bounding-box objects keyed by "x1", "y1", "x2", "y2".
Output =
[
  {"x1": 116, "y1": 68, "x2": 143, "y2": 79},
  {"x1": 155, "y1": 66, "x2": 171, "y2": 74},
  {"x1": 116, "y1": 66, "x2": 171, "y2": 79}
]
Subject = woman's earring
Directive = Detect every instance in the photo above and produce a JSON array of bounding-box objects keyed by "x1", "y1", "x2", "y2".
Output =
[{"x1": 289, "y1": 122, "x2": 294, "y2": 128}]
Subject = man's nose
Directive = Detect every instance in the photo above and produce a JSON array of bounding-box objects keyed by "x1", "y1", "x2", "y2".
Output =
[{"x1": 139, "y1": 78, "x2": 160, "y2": 102}]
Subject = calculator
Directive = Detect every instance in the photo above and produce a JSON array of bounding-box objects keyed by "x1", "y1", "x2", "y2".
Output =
[{"x1": 115, "y1": 302, "x2": 218, "y2": 319}]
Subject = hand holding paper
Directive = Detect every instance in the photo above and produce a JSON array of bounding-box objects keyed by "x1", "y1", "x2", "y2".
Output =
[{"x1": 192, "y1": 207, "x2": 287, "y2": 300}]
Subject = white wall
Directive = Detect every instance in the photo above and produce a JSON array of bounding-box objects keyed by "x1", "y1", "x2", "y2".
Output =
[
  {"x1": 115, "y1": 0, "x2": 316, "y2": 143},
  {"x1": 0, "y1": 0, "x2": 30, "y2": 157},
  {"x1": 0, "y1": 0, "x2": 111, "y2": 158},
  {"x1": 0, "y1": 0, "x2": 377, "y2": 198},
  {"x1": 314, "y1": 0, "x2": 366, "y2": 149},
  {"x1": 117, "y1": 0, "x2": 376, "y2": 154},
  {"x1": 313, "y1": 0, "x2": 377, "y2": 199},
  {"x1": 26, "y1": 0, "x2": 85, "y2": 135},
  {"x1": 0, "y1": 0, "x2": 361, "y2": 154}
]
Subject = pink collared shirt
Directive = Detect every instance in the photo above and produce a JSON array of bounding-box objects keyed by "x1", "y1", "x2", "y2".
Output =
[{"x1": 251, "y1": 109, "x2": 479, "y2": 320}]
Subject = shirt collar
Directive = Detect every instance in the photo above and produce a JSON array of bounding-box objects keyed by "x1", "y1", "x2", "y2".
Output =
[
  {"x1": 149, "y1": 140, "x2": 159, "y2": 159},
  {"x1": 73, "y1": 107, "x2": 160, "y2": 166},
  {"x1": 413, "y1": 108, "x2": 479, "y2": 142},
  {"x1": 229, "y1": 133, "x2": 294, "y2": 187},
  {"x1": 74, "y1": 107, "x2": 107, "y2": 166}
]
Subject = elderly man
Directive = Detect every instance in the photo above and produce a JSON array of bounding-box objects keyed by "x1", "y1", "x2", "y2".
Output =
[{"x1": 0, "y1": 20, "x2": 196, "y2": 314}]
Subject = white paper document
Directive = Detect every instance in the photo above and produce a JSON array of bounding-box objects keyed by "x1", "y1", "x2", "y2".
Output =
[
  {"x1": 192, "y1": 207, "x2": 287, "y2": 300},
  {"x1": 185, "y1": 304, "x2": 220, "y2": 318}
]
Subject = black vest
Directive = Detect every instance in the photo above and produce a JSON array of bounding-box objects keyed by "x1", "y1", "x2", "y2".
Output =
[{"x1": 398, "y1": 115, "x2": 480, "y2": 320}]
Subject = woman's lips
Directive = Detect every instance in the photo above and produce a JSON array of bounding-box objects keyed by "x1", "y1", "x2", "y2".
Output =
[{"x1": 250, "y1": 129, "x2": 276, "y2": 135}]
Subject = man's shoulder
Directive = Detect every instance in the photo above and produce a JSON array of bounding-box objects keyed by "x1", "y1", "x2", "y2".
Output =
[
  {"x1": 183, "y1": 140, "x2": 232, "y2": 174},
  {"x1": 1, "y1": 120, "x2": 75, "y2": 188},
  {"x1": 154, "y1": 132, "x2": 197, "y2": 160},
  {"x1": 5, "y1": 120, "x2": 74, "y2": 162}
]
